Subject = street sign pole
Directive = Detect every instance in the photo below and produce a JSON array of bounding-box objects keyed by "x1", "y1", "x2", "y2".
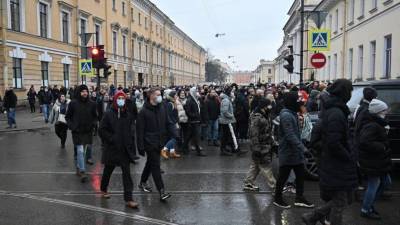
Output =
[
  {"x1": 95, "y1": 31, "x2": 100, "y2": 91},
  {"x1": 300, "y1": 0, "x2": 304, "y2": 84}
]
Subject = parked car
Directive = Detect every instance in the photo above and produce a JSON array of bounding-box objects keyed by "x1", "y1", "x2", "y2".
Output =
[{"x1": 273, "y1": 80, "x2": 400, "y2": 181}]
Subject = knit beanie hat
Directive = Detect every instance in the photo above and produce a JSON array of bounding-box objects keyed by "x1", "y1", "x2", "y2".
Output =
[{"x1": 369, "y1": 99, "x2": 388, "y2": 114}]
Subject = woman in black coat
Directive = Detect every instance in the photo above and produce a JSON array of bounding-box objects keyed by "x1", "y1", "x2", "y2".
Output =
[
  {"x1": 99, "y1": 91, "x2": 138, "y2": 209},
  {"x1": 27, "y1": 86, "x2": 37, "y2": 113},
  {"x1": 358, "y1": 99, "x2": 392, "y2": 219}
]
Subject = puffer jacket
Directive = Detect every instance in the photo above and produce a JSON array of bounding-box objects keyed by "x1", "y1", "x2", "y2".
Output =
[
  {"x1": 176, "y1": 98, "x2": 188, "y2": 123},
  {"x1": 49, "y1": 99, "x2": 70, "y2": 124},
  {"x1": 219, "y1": 93, "x2": 236, "y2": 124},
  {"x1": 249, "y1": 111, "x2": 273, "y2": 164}
]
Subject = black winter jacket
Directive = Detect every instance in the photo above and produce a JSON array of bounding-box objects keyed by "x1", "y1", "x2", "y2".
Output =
[
  {"x1": 206, "y1": 96, "x2": 220, "y2": 121},
  {"x1": 99, "y1": 108, "x2": 136, "y2": 166},
  {"x1": 185, "y1": 95, "x2": 201, "y2": 123},
  {"x1": 136, "y1": 102, "x2": 177, "y2": 154},
  {"x1": 3, "y1": 90, "x2": 17, "y2": 109},
  {"x1": 319, "y1": 96, "x2": 358, "y2": 191},
  {"x1": 200, "y1": 97, "x2": 209, "y2": 124},
  {"x1": 359, "y1": 114, "x2": 392, "y2": 176}
]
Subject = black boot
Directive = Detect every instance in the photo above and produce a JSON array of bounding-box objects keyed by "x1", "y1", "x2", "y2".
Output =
[{"x1": 160, "y1": 189, "x2": 171, "y2": 202}]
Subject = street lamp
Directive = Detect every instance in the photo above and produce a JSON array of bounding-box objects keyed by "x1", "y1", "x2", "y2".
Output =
[{"x1": 215, "y1": 33, "x2": 226, "y2": 38}]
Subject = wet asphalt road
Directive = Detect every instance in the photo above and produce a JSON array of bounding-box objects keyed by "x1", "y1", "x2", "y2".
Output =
[{"x1": 0, "y1": 129, "x2": 399, "y2": 225}]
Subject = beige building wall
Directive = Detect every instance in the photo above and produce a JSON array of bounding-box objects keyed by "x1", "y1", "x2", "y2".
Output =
[{"x1": 0, "y1": 0, "x2": 205, "y2": 102}]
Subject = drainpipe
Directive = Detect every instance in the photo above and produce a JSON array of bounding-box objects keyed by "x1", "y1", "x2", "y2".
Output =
[
  {"x1": 0, "y1": 0, "x2": 8, "y2": 94},
  {"x1": 75, "y1": 0, "x2": 80, "y2": 85},
  {"x1": 342, "y1": 0, "x2": 348, "y2": 79}
]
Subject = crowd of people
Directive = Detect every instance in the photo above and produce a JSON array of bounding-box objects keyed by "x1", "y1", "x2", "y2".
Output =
[{"x1": 0, "y1": 79, "x2": 393, "y2": 224}]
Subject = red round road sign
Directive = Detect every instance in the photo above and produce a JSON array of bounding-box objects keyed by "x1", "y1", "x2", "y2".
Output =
[{"x1": 310, "y1": 53, "x2": 326, "y2": 69}]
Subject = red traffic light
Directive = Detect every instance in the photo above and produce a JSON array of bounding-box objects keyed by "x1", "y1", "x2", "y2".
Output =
[{"x1": 91, "y1": 48, "x2": 99, "y2": 56}]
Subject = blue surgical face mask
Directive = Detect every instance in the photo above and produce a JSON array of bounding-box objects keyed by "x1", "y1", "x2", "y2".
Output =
[
  {"x1": 117, "y1": 99, "x2": 125, "y2": 107},
  {"x1": 156, "y1": 96, "x2": 163, "y2": 104}
]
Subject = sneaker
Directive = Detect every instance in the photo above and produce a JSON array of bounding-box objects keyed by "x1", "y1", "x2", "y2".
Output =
[
  {"x1": 283, "y1": 184, "x2": 296, "y2": 194},
  {"x1": 138, "y1": 182, "x2": 152, "y2": 193},
  {"x1": 160, "y1": 191, "x2": 171, "y2": 202},
  {"x1": 243, "y1": 183, "x2": 260, "y2": 192},
  {"x1": 79, "y1": 172, "x2": 88, "y2": 183},
  {"x1": 170, "y1": 151, "x2": 181, "y2": 159},
  {"x1": 126, "y1": 201, "x2": 139, "y2": 209},
  {"x1": 86, "y1": 159, "x2": 94, "y2": 165},
  {"x1": 273, "y1": 198, "x2": 291, "y2": 209},
  {"x1": 360, "y1": 210, "x2": 381, "y2": 220},
  {"x1": 161, "y1": 149, "x2": 169, "y2": 159},
  {"x1": 101, "y1": 191, "x2": 111, "y2": 199},
  {"x1": 294, "y1": 196, "x2": 314, "y2": 208}
]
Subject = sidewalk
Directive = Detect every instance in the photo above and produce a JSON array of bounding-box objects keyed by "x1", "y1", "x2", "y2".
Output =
[{"x1": 0, "y1": 108, "x2": 51, "y2": 133}]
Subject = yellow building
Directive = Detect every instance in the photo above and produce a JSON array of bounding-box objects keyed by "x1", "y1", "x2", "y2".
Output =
[{"x1": 0, "y1": 0, "x2": 206, "y2": 100}]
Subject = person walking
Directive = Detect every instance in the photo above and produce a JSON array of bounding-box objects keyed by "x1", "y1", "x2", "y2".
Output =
[
  {"x1": 302, "y1": 79, "x2": 357, "y2": 225},
  {"x1": 49, "y1": 94, "x2": 70, "y2": 148},
  {"x1": 38, "y1": 86, "x2": 53, "y2": 123},
  {"x1": 4, "y1": 87, "x2": 18, "y2": 128},
  {"x1": 99, "y1": 91, "x2": 139, "y2": 209},
  {"x1": 243, "y1": 98, "x2": 276, "y2": 191},
  {"x1": 136, "y1": 88, "x2": 176, "y2": 201},
  {"x1": 65, "y1": 85, "x2": 97, "y2": 183},
  {"x1": 234, "y1": 88, "x2": 250, "y2": 143},
  {"x1": 183, "y1": 87, "x2": 206, "y2": 156},
  {"x1": 206, "y1": 89, "x2": 220, "y2": 146},
  {"x1": 176, "y1": 89, "x2": 189, "y2": 153},
  {"x1": 161, "y1": 90, "x2": 181, "y2": 159},
  {"x1": 359, "y1": 99, "x2": 392, "y2": 220},
  {"x1": 219, "y1": 87, "x2": 245, "y2": 156},
  {"x1": 273, "y1": 91, "x2": 314, "y2": 209},
  {"x1": 27, "y1": 85, "x2": 37, "y2": 113}
]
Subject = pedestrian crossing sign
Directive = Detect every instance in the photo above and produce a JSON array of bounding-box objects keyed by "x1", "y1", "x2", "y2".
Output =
[
  {"x1": 309, "y1": 29, "x2": 330, "y2": 51},
  {"x1": 79, "y1": 59, "x2": 94, "y2": 77}
]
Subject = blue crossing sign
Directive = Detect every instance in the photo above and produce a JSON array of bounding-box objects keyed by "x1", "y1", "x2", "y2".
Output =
[
  {"x1": 309, "y1": 29, "x2": 331, "y2": 51},
  {"x1": 79, "y1": 59, "x2": 94, "y2": 77}
]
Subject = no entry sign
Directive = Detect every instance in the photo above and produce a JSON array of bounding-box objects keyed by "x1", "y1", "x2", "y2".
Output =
[{"x1": 310, "y1": 53, "x2": 326, "y2": 69}]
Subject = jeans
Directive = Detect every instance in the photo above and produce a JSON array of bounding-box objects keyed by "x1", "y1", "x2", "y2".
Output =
[
  {"x1": 42, "y1": 104, "x2": 50, "y2": 122},
  {"x1": 101, "y1": 164, "x2": 133, "y2": 202},
  {"x1": 208, "y1": 120, "x2": 219, "y2": 141},
  {"x1": 244, "y1": 159, "x2": 276, "y2": 189},
  {"x1": 362, "y1": 174, "x2": 392, "y2": 213},
  {"x1": 7, "y1": 108, "x2": 16, "y2": 127},
  {"x1": 76, "y1": 145, "x2": 87, "y2": 173},
  {"x1": 274, "y1": 164, "x2": 305, "y2": 199},
  {"x1": 164, "y1": 138, "x2": 177, "y2": 151},
  {"x1": 140, "y1": 149, "x2": 164, "y2": 191},
  {"x1": 74, "y1": 145, "x2": 93, "y2": 162},
  {"x1": 220, "y1": 123, "x2": 238, "y2": 152}
]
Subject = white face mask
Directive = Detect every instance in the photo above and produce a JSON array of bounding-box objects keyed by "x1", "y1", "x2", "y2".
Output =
[
  {"x1": 377, "y1": 112, "x2": 387, "y2": 119},
  {"x1": 117, "y1": 99, "x2": 125, "y2": 107},
  {"x1": 156, "y1": 96, "x2": 163, "y2": 104}
]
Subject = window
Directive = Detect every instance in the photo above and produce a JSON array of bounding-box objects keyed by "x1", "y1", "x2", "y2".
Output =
[
  {"x1": 334, "y1": 9, "x2": 339, "y2": 32},
  {"x1": 131, "y1": 8, "x2": 134, "y2": 22},
  {"x1": 41, "y1": 61, "x2": 49, "y2": 87},
  {"x1": 384, "y1": 35, "x2": 392, "y2": 78},
  {"x1": 63, "y1": 64, "x2": 69, "y2": 88},
  {"x1": 80, "y1": 18, "x2": 87, "y2": 44},
  {"x1": 371, "y1": 0, "x2": 377, "y2": 9},
  {"x1": 156, "y1": 25, "x2": 159, "y2": 36},
  {"x1": 138, "y1": 42, "x2": 142, "y2": 61},
  {"x1": 358, "y1": 45, "x2": 364, "y2": 80},
  {"x1": 114, "y1": 70, "x2": 117, "y2": 86},
  {"x1": 348, "y1": 48, "x2": 353, "y2": 80},
  {"x1": 61, "y1": 11, "x2": 69, "y2": 43},
  {"x1": 112, "y1": 0, "x2": 116, "y2": 10},
  {"x1": 145, "y1": 45, "x2": 148, "y2": 62},
  {"x1": 122, "y1": 1, "x2": 126, "y2": 16},
  {"x1": 39, "y1": 2, "x2": 48, "y2": 37},
  {"x1": 333, "y1": 54, "x2": 338, "y2": 80},
  {"x1": 145, "y1": 17, "x2": 148, "y2": 29},
  {"x1": 123, "y1": 71, "x2": 127, "y2": 87},
  {"x1": 359, "y1": 0, "x2": 365, "y2": 17},
  {"x1": 10, "y1": 0, "x2": 21, "y2": 31},
  {"x1": 95, "y1": 24, "x2": 101, "y2": 44},
  {"x1": 122, "y1": 35, "x2": 127, "y2": 58},
  {"x1": 328, "y1": 14, "x2": 332, "y2": 30},
  {"x1": 131, "y1": 39, "x2": 135, "y2": 59},
  {"x1": 268, "y1": 69, "x2": 272, "y2": 74},
  {"x1": 370, "y1": 41, "x2": 376, "y2": 79},
  {"x1": 138, "y1": 13, "x2": 141, "y2": 25},
  {"x1": 12, "y1": 58, "x2": 22, "y2": 88},
  {"x1": 349, "y1": 0, "x2": 355, "y2": 23},
  {"x1": 112, "y1": 31, "x2": 117, "y2": 56}
]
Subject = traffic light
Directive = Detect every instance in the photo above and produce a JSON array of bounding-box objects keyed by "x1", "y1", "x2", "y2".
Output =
[
  {"x1": 91, "y1": 45, "x2": 105, "y2": 69},
  {"x1": 283, "y1": 54, "x2": 294, "y2": 74},
  {"x1": 103, "y1": 63, "x2": 112, "y2": 79}
]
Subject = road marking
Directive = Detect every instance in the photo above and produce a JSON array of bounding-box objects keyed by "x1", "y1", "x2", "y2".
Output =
[
  {"x1": 0, "y1": 170, "x2": 248, "y2": 175},
  {"x1": 0, "y1": 191, "x2": 179, "y2": 225}
]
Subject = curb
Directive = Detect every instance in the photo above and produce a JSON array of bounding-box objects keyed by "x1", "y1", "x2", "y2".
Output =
[{"x1": 0, "y1": 126, "x2": 51, "y2": 134}]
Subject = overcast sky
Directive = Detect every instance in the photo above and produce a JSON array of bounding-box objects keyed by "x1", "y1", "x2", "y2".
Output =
[{"x1": 150, "y1": 0, "x2": 292, "y2": 71}]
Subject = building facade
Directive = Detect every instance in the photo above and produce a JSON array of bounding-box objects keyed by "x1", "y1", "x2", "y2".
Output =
[
  {"x1": 232, "y1": 71, "x2": 252, "y2": 85},
  {"x1": 253, "y1": 59, "x2": 275, "y2": 84},
  {"x1": 0, "y1": 0, "x2": 205, "y2": 99},
  {"x1": 315, "y1": 0, "x2": 399, "y2": 82},
  {"x1": 274, "y1": 0, "x2": 322, "y2": 83}
]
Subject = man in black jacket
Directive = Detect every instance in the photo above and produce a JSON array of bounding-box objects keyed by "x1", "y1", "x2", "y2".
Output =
[
  {"x1": 183, "y1": 87, "x2": 206, "y2": 156},
  {"x1": 38, "y1": 86, "x2": 53, "y2": 123},
  {"x1": 303, "y1": 79, "x2": 358, "y2": 225},
  {"x1": 65, "y1": 85, "x2": 97, "y2": 183},
  {"x1": 136, "y1": 88, "x2": 176, "y2": 201},
  {"x1": 206, "y1": 89, "x2": 220, "y2": 146},
  {"x1": 4, "y1": 87, "x2": 18, "y2": 128}
]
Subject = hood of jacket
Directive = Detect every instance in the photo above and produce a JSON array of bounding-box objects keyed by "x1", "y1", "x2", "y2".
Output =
[{"x1": 327, "y1": 79, "x2": 353, "y2": 103}]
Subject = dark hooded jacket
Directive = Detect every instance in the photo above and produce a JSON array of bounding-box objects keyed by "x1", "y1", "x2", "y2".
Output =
[
  {"x1": 65, "y1": 85, "x2": 97, "y2": 145},
  {"x1": 319, "y1": 79, "x2": 358, "y2": 191},
  {"x1": 136, "y1": 101, "x2": 177, "y2": 154},
  {"x1": 278, "y1": 91, "x2": 306, "y2": 166},
  {"x1": 358, "y1": 113, "x2": 392, "y2": 176},
  {"x1": 99, "y1": 92, "x2": 136, "y2": 165},
  {"x1": 3, "y1": 89, "x2": 17, "y2": 109}
]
